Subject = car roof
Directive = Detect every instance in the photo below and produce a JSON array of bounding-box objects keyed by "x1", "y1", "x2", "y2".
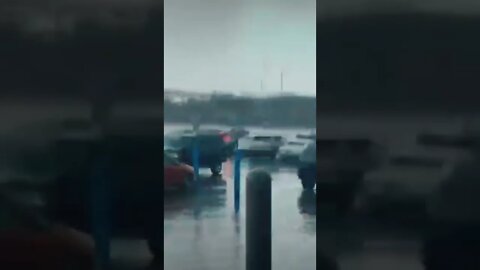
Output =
[
  {"x1": 250, "y1": 133, "x2": 284, "y2": 138},
  {"x1": 286, "y1": 141, "x2": 307, "y2": 144}
]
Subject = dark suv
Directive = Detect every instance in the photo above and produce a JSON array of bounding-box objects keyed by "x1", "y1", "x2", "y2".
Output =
[{"x1": 165, "y1": 129, "x2": 236, "y2": 175}]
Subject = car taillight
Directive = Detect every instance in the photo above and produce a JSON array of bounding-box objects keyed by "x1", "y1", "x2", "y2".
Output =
[{"x1": 222, "y1": 134, "x2": 233, "y2": 143}]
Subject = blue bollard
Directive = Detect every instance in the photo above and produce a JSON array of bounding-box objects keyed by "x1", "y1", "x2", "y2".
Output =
[
  {"x1": 90, "y1": 154, "x2": 111, "y2": 270},
  {"x1": 193, "y1": 141, "x2": 200, "y2": 184},
  {"x1": 234, "y1": 149, "x2": 242, "y2": 213}
]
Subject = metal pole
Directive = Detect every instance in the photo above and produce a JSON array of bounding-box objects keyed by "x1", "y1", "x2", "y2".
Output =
[
  {"x1": 246, "y1": 169, "x2": 271, "y2": 270},
  {"x1": 234, "y1": 149, "x2": 242, "y2": 213},
  {"x1": 280, "y1": 71, "x2": 283, "y2": 93},
  {"x1": 90, "y1": 153, "x2": 111, "y2": 270}
]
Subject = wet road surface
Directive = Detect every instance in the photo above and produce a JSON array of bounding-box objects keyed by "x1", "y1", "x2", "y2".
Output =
[
  {"x1": 108, "y1": 157, "x2": 316, "y2": 270},
  {"x1": 163, "y1": 157, "x2": 316, "y2": 270}
]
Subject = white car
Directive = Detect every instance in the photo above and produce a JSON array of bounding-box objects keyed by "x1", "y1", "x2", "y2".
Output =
[
  {"x1": 296, "y1": 130, "x2": 316, "y2": 140},
  {"x1": 276, "y1": 141, "x2": 308, "y2": 163},
  {"x1": 238, "y1": 135, "x2": 285, "y2": 158}
]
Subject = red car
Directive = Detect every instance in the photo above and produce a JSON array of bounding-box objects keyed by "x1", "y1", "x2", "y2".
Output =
[{"x1": 164, "y1": 152, "x2": 194, "y2": 189}]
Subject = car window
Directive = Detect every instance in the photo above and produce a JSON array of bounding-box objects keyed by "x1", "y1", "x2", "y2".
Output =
[
  {"x1": 179, "y1": 136, "x2": 194, "y2": 146},
  {"x1": 197, "y1": 135, "x2": 222, "y2": 145},
  {"x1": 253, "y1": 136, "x2": 271, "y2": 141}
]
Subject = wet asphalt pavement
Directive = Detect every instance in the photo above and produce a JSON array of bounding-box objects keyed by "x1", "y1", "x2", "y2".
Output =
[{"x1": 163, "y1": 158, "x2": 316, "y2": 270}]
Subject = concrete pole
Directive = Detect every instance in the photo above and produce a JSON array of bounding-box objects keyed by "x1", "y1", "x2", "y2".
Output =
[{"x1": 246, "y1": 169, "x2": 271, "y2": 270}]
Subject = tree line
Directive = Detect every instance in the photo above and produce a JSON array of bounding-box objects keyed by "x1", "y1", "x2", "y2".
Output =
[{"x1": 164, "y1": 95, "x2": 316, "y2": 127}]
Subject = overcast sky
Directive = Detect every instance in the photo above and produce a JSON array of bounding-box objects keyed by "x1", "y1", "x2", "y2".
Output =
[{"x1": 164, "y1": 0, "x2": 316, "y2": 96}]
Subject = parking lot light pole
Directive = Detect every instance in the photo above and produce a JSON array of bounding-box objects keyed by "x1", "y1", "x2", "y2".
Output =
[{"x1": 246, "y1": 169, "x2": 271, "y2": 270}]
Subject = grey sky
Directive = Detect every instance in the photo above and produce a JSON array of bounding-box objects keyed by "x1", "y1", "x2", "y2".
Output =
[{"x1": 164, "y1": 0, "x2": 316, "y2": 96}]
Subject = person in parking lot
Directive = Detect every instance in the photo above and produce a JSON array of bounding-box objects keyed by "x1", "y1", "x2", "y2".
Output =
[{"x1": 423, "y1": 140, "x2": 480, "y2": 270}]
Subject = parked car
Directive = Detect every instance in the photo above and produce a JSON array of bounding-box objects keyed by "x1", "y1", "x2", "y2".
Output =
[
  {"x1": 299, "y1": 138, "x2": 386, "y2": 215},
  {"x1": 164, "y1": 152, "x2": 194, "y2": 189},
  {"x1": 296, "y1": 130, "x2": 316, "y2": 140},
  {"x1": 238, "y1": 134, "x2": 285, "y2": 158},
  {"x1": 164, "y1": 129, "x2": 234, "y2": 175},
  {"x1": 277, "y1": 141, "x2": 307, "y2": 164}
]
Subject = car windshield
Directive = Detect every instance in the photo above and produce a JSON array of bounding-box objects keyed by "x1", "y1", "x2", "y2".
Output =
[
  {"x1": 253, "y1": 136, "x2": 283, "y2": 141},
  {"x1": 253, "y1": 136, "x2": 271, "y2": 140}
]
